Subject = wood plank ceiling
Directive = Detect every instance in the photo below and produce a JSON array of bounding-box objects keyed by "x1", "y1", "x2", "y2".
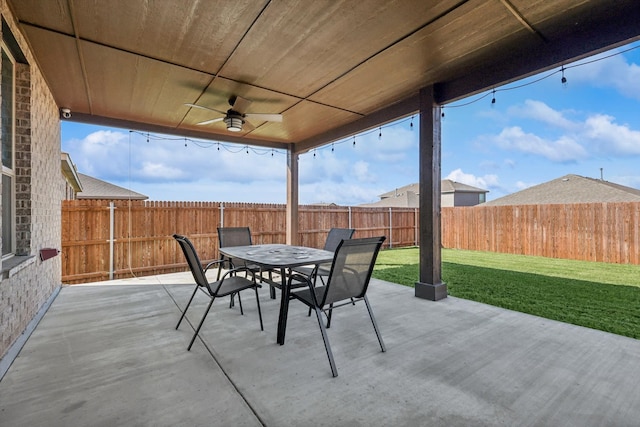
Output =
[{"x1": 8, "y1": 0, "x2": 640, "y2": 152}]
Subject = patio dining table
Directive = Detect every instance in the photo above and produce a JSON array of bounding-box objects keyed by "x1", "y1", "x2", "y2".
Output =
[{"x1": 218, "y1": 244, "x2": 334, "y2": 345}]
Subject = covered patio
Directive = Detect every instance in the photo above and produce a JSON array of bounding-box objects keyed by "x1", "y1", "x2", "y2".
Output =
[
  {"x1": 10, "y1": 0, "x2": 640, "y2": 300},
  {"x1": 2, "y1": 274, "x2": 639, "y2": 426}
]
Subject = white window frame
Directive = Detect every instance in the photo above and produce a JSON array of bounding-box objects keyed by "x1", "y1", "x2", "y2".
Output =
[{"x1": 1, "y1": 42, "x2": 16, "y2": 259}]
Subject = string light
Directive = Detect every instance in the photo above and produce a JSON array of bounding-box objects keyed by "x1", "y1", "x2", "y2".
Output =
[
  {"x1": 410, "y1": 115, "x2": 414, "y2": 129},
  {"x1": 353, "y1": 136, "x2": 356, "y2": 147},
  {"x1": 561, "y1": 66, "x2": 567, "y2": 87},
  {"x1": 331, "y1": 143, "x2": 334, "y2": 152},
  {"x1": 378, "y1": 127, "x2": 382, "y2": 140},
  {"x1": 441, "y1": 107, "x2": 445, "y2": 119},
  {"x1": 491, "y1": 89, "x2": 496, "y2": 106}
]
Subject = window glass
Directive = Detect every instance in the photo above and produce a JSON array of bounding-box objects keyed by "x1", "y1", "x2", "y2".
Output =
[
  {"x1": 1, "y1": 45, "x2": 15, "y2": 256},
  {"x1": 2, "y1": 174, "x2": 11, "y2": 256},
  {"x1": 1, "y1": 48, "x2": 13, "y2": 169}
]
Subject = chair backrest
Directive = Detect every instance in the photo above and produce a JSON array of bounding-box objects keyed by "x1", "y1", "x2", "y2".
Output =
[
  {"x1": 323, "y1": 228, "x2": 355, "y2": 252},
  {"x1": 173, "y1": 234, "x2": 212, "y2": 294},
  {"x1": 217, "y1": 227, "x2": 252, "y2": 248},
  {"x1": 320, "y1": 236, "x2": 386, "y2": 307}
]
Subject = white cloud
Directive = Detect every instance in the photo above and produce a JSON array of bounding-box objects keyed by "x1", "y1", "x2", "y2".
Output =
[
  {"x1": 351, "y1": 161, "x2": 376, "y2": 183},
  {"x1": 508, "y1": 99, "x2": 577, "y2": 130},
  {"x1": 493, "y1": 126, "x2": 588, "y2": 162},
  {"x1": 583, "y1": 114, "x2": 640, "y2": 155},
  {"x1": 445, "y1": 168, "x2": 499, "y2": 189},
  {"x1": 568, "y1": 51, "x2": 640, "y2": 100}
]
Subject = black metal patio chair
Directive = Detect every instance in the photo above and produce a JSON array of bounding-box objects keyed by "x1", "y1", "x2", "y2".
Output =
[
  {"x1": 173, "y1": 234, "x2": 263, "y2": 351},
  {"x1": 291, "y1": 227, "x2": 355, "y2": 283},
  {"x1": 287, "y1": 236, "x2": 386, "y2": 377},
  {"x1": 217, "y1": 226, "x2": 275, "y2": 299}
]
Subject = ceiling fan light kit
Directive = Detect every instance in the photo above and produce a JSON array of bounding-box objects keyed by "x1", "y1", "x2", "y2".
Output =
[
  {"x1": 187, "y1": 95, "x2": 282, "y2": 132},
  {"x1": 224, "y1": 115, "x2": 244, "y2": 132}
]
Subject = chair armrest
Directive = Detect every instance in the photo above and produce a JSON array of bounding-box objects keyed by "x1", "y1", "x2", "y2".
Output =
[
  {"x1": 203, "y1": 259, "x2": 225, "y2": 272},
  {"x1": 219, "y1": 266, "x2": 257, "y2": 282},
  {"x1": 287, "y1": 272, "x2": 313, "y2": 289}
]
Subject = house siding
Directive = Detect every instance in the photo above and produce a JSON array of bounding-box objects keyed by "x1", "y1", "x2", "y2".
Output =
[{"x1": 0, "y1": 3, "x2": 61, "y2": 360}]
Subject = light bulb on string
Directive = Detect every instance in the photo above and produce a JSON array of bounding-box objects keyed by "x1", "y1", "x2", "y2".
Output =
[
  {"x1": 561, "y1": 66, "x2": 568, "y2": 87},
  {"x1": 353, "y1": 136, "x2": 356, "y2": 147},
  {"x1": 217, "y1": 143, "x2": 220, "y2": 151},
  {"x1": 491, "y1": 89, "x2": 496, "y2": 106},
  {"x1": 410, "y1": 115, "x2": 414, "y2": 129},
  {"x1": 246, "y1": 146, "x2": 249, "y2": 154},
  {"x1": 441, "y1": 107, "x2": 445, "y2": 119},
  {"x1": 331, "y1": 143, "x2": 334, "y2": 152},
  {"x1": 378, "y1": 127, "x2": 382, "y2": 140}
]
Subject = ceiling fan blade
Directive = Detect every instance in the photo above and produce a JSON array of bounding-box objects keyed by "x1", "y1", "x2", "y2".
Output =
[
  {"x1": 185, "y1": 103, "x2": 226, "y2": 115},
  {"x1": 230, "y1": 95, "x2": 252, "y2": 114},
  {"x1": 196, "y1": 117, "x2": 224, "y2": 125},
  {"x1": 243, "y1": 120, "x2": 255, "y2": 131},
  {"x1": 245, "y1": 113, "x2": 283, "y2": 122}
]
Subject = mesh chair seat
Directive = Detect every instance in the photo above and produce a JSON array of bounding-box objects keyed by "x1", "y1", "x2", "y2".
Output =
[{"x1": 289, "y1": 236, "x2": 386, "y2": 377}]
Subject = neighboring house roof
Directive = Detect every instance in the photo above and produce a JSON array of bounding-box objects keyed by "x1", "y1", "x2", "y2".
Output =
[
  {"x1": 61, "y1": 152, "x2": 82, "y2": 192},
  {"x1": 77, "y1": 173, "x2": 148, "y2": 200},
  {"x1": 362, "y1": 180, "x2": 487, "y2": 208},
  {"x1": 379, "y1": 180, "x2": 487, "y2": 199},
  {"x1": 484, "y1": 174, "x2": 640, "y2": 206},
  {"x1": 360, "y1": 191, "x2": 419, "y2": 208}
]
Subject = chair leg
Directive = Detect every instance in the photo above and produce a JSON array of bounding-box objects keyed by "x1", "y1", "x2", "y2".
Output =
[
  {"x1": 254, "y1": 287, "x2": 264, "y2": 331},
  {"x1": 313, "y1": 305, "x2": 338, "y2": 377},
  {"x1": 229, "y1": 292, "x2": 235, "y2": 308},
  {"x1": 326, "y1": 303, "x2": 334, "y2": 328},
  {"x1": 237, "y1": 292, "x2": 244, "y2": 315},
  {"x1": 364, "y1": 296, "x2": 386, "y2": 352},
  {"x1": 187, "y1": 296, "x2": 216, "y2": 351},
  {"x1": 176, "y1": 285, "x2": 199, "y2": 329}
]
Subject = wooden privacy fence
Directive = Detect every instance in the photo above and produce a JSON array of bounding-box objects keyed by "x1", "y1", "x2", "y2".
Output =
[
  {"x1": 441, "y1": 202, "x2": 640, "y2": 265},
  {"x1": 61, "y1": 200, "x2": 418, "y2": 284},
  {"x1": 62, "y1": 200, "x2": 640, "y2": 284}
]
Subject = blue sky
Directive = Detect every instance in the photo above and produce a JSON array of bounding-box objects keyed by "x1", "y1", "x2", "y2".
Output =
[{"x1": 62, "y1": 42, "x2": 640, "y2": 205}]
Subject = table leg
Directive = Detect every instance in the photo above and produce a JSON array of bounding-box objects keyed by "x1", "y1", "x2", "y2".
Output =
[{"x1": 277, "y1": 266, "x2": 289, "y2": 345}]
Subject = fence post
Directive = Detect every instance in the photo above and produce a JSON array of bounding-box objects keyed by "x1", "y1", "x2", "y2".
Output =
[
  {"x1": 388, "y1": 207, "x2": 393, "y2": 248},
  {"x1": 220, "y1": 202, "x2": 224, "y2": 226},
  {"x1": 348, "y1": 206, "x2": 352, "y2": 229},
  {"x1": 414, "y1": 208, "x2": 418, "y2": 246},
  {"x1": 109, "y1": 201, "x2": 115, "y2": 280}
]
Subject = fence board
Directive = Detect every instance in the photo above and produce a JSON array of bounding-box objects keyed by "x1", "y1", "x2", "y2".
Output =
[{"x1": 61, "y1": 200, "x2": 640, "y2": 284}]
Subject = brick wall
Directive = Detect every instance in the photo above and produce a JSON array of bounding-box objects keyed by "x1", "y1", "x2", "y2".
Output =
[{"x1": 0, "y1": 2, "x2": 62, "y2": 359}]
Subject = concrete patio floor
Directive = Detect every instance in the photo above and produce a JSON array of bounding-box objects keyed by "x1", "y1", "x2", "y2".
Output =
[{"x1": 1, "y1": 272, "x2": 640, "y2": 426}]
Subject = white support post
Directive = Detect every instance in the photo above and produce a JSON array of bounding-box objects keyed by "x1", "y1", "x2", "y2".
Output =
[{"x1": 220, "y1": 202, "x2": 225, "y2": 227}]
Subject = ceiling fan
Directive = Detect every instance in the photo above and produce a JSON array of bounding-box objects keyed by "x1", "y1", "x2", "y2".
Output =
[{"x1": 185, "y1": 95, "x2": 282, "y2": 132}]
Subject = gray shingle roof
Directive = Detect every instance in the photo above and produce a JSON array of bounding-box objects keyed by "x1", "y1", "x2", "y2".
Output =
[
  {"x1": 77, "y1": 173, "x2": 148, "y2": 200},
  {"x1": 378, "y1": 180, "x2": 486, "y2": 199},
  {"x1": 484, "y1": 174, "x2": 640, "y2": 206}
]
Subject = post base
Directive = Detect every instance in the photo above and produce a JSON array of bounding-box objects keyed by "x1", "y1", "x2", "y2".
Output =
[{"x1": 415, "y1": 281, "x2": 447, "y2": 301}]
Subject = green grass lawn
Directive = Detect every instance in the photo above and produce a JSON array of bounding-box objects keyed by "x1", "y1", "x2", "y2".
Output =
[{"x1": 372, "y1": 247, "x2": 640, "y2": 339}]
